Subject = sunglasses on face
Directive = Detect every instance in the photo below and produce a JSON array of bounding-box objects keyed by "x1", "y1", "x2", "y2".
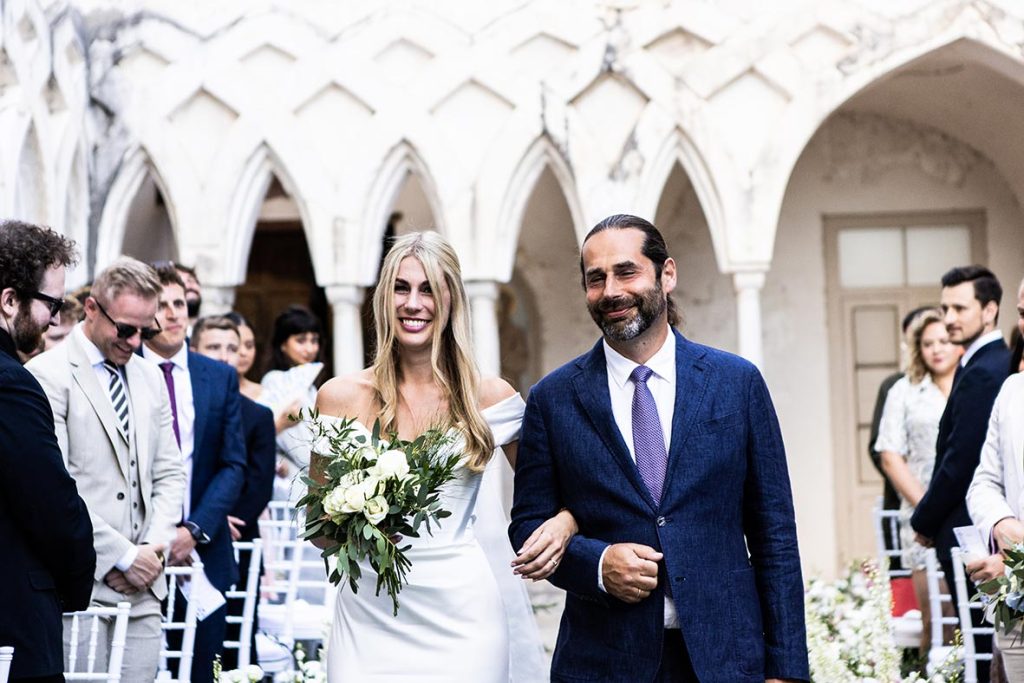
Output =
[
  {"x1": 93, "y1": 299, "x2": 162, "y2": 341},
  {"x1": 31, "y1": 291, "x2": 66, "y2": 318}
]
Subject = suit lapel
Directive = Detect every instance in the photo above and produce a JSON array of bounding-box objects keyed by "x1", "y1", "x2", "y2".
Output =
[
  {"x1": 68, "y1": 335, "x2": 130, "y2": 481},
  {"x1": 571, "y1": 341, "x2": 658, "y2": 513},
  {"x1": 124, "y1": 357, "x2": 150, "y2": 486},
  {"x1": 189, "y1": 353, "x2": 210, "y2": 473},
  {"x1": 662, "y1": 332, "x2": 710, "y2": 498}
]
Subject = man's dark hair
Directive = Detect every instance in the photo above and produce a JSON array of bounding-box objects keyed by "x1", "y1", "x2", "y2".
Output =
[
  {"x1": 941, "y1": 265, "x2": 1002, "y2": 320},
  {"x1": 0, "y1": 220, "x2": 77, "y2": 306},
  {"x1": 268, "y1": 305, "x2": 322, "y2": 371},
  {"x1": 151, "y1": 263, "x2": 187, "y2": 290},
  {"x1": 579, "y1": 214, "x2": 680, "y2": 327}
]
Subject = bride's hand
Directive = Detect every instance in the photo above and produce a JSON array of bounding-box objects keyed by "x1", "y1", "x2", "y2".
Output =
[{"x1": 511, "y1": 509, "x2": 578, "y2": 581}]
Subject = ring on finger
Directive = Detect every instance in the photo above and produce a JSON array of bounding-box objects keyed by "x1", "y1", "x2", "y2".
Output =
[
  {"x1": 635, "y1": 586, "x2": 641, "y2": 599},
  {"x1": 549, "y1": 558, "x2": 558, "y2": 567}
]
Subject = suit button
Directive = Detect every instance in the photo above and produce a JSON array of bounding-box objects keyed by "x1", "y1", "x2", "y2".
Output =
[
  {"x1": 133, "y1": 502, "x2": 138, "y2": 509},
  {"x1": 131, "y1": 460, "x2": 136, "y2": 466},
  {"x1": 132, "y1": 481, "x2": 137, "y2": 488},
  {"x1": 657, "y1": 516, "x2": 666, "y2": 527},
  {"x1": 117, "y1": 492, "x2": 125, "y2": 500}
]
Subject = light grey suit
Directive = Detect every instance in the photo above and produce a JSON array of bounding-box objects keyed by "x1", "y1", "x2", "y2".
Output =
[{"x1": 28, "y1": 327, "x2": 185, "y2": 681}]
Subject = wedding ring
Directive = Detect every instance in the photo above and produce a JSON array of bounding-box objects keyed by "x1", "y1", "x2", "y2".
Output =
[
  {"x1": 549, "y1": 558, "x2": 558, "y2": 566},
  {"x1": 635, "y1": 586, "x2": 641, "y2": 599}
]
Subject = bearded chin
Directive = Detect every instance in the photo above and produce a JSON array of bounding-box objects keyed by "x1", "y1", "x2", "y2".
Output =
[
  {"x1": 13, "y1": 315, "x2": 46, "y2": 354},
  {"x1": 186, "y1": 298, "x2": 202, "y2": 318}
]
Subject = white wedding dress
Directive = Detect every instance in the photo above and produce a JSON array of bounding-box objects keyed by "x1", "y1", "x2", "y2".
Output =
[{"x1": 324, "y1": 394, "x2": 546, "y2": 682}]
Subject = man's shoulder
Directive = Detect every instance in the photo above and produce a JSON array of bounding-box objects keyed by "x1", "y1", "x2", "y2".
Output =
[
  {"x1": 187, "y1": 350, "x2": 235, "y2": 380},
  {"x1": 531, "y1": 345, "x2": 597, "y2": 396},
  {"x1": 681, "y1": 337, "x2": 757, "y2": 381}
]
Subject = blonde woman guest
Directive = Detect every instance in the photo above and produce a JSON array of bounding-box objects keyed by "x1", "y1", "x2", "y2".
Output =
[
  {"x1": 313, "y1": 232, "x2": 573, "y2": 682},
  {"x1": 875, "y1": 308, "x2": 960, "y2": 653}
]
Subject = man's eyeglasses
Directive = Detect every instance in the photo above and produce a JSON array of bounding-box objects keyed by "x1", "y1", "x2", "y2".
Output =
[
  {"x1": 31, "y1": 292, "x2": 66, "y2": 318},
  {"x1": 93, "y1": 299, "x2": 162, "y2": 341}
]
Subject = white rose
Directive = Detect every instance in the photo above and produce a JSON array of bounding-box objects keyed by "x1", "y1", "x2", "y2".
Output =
[
  {"x1": 340, "y1": 484, "x2": 367, "y2": 513},
  {"x1": 361, "y1": 475, "x2": 383, "y2": 498},
  {"x1": 376, "y1": 449, "x2": 410, "y2": 479},
  {"x1": 337, "y1": 470, "x2": 363, "y2": 490},
  {"x1": 363, "y1": 495, "x2": 389, "y2": 525},
  {"x1": 245, "y1": 666, "x2": 265, "y2": 682},
  {"x1": 322, "y1": 487, "x2": 348, "y2": 517},
  {"x1": 354, "y1": 445, "x2": 378, "y2": 464}
]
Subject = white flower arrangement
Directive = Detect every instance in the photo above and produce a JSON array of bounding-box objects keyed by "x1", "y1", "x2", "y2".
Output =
[{"x1": 805, "y1": 560, "x2": 962, "y2": 682}]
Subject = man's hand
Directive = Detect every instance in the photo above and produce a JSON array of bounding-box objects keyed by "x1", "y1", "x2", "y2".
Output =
[
  {"x1": 601, "y1": 543, "x2": 662, "y2": 604},
  {"x1": 227, "y1": 515, "x2": 245, "y2": 542},
  {"x1": 967, "y1": 553, "x2": 1006, "y2": 587},
  {"x1": 914, "y1": 532, "x2": 934, "y2": 548},
  {"x1": 124, "y1": 543, "x2": 165, "y2": 590},
  {"x1": 994, "y1": 518, "x2": 1024, "y2": 551},
  {"x1": 104, "y1": 569, "x2": 137, "y2": 595},
  {"x1": 169, "y1": 527, "x2": 196, "y2": 566}
]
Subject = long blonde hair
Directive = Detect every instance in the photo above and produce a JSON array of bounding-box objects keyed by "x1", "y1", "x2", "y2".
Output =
[
  {"x1": 371, "y1": 232, "x2": 495, "y2": 471},
  {"x1": 906, "y1": 308, "x2": 945, "y2": 384}
]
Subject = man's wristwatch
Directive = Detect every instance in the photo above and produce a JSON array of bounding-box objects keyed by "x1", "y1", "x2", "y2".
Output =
[{"x1": 182, "y1": 520, "x2": 211, "y2": 545}]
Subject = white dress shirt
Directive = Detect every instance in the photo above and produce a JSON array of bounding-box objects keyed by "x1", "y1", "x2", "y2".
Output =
[
  {"x1": 961, "y1": 329, "x2": 1004, "y2": 367},
  {"x1": 597, "y1": 328, "x2": 679, "y2": 628},
  {"x1": 142, "y1": 343, "x2": 195, "y2": 518}
]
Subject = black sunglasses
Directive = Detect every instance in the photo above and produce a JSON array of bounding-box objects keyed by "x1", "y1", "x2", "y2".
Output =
[
  {"x1": 93, "y1": 299, "x2": 163, "y2": 341},
  {"x1": 31, "y1": 291, "x2": 66, "y2": 318}
]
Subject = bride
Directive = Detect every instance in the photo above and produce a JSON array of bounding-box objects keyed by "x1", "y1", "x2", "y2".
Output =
[{"x1": 313, "y1": 231, "x2": 577, "y2": 681}]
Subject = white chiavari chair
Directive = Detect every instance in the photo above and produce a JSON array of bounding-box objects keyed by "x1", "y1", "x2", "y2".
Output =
[
  {"x1": 158, "y1": 563, "x2": 202, "y2": 682},
  {"x1": 951, "y1": 546, "x2": 994, "y2": 683},
  {"x1": 873, "y1": 499, "x2": 923, "y2": 647},
  {"x1": 0, "y1": 646, "x2": 13, "y2": 683},
  {"x1": 222, "y1": 539, "x2": 263, "y2": 667},
  {"x1": 258, "y1": 501, "x2": 334, "y2": 653},
  {"x1": 64, "y1": 601, "x2": 131, "y2": 682},
  {"x1": 923, "y1": 547, "x2": 959, "y2": 672}
]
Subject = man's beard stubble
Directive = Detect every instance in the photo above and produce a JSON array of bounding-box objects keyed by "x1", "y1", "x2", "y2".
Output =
[
  {"x1": 186, "y1": 296, "x2": 202, "y2": 319},
  {"x1": 588, "y1": 282, "x2": 667, "y2": 342},
  {"x1": 12, "y1": 308, "x2": 49, "y2": 355}
]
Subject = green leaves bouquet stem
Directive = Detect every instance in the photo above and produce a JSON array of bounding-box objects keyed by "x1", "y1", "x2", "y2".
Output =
[
  {"x1": 296, "y1": 409, "x2": 462, "y2": 616},
  {"x1": 976, "y1": 543, "x2": 1024, "y2": 636}
]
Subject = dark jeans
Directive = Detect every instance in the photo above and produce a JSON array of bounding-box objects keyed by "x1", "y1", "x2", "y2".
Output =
[
  {"x1": 13, "y1": 677, "x2": 65, "y2": 683},
  {"x1": 657, "y1": 629, "x2": 699, "y2": 683}
]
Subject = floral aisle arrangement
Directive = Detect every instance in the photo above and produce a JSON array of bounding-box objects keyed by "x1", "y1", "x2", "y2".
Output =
[
  {"x1": 296, "y1": 410, "x2": 462, "y2": 615},
  {"x1": 805, "y1": 560, "x2": 962, "y2": 682},
  {"x1": 976, "y1": 543, "x2": 1024, "y2": 635}
]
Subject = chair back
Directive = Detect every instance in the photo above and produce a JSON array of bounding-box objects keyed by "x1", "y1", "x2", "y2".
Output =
[
  {"x1": 0, "y1": 646, "x2": 13, "y2": 683},
  {"x1": 64, "y1": 601, "x2": 132, "y2": 681},
  {"x1": 259, "y1": 501, "x2": 335, "y2": 644},
  {"x1": 951, "y1": 547, "x2": 994, "y2": 683},
  {"x1": 159, "y1": 563, "x2": 203, "y2": 682},
  {"x1": 924, "y1": 548, "x2": 960, "y2": 649},
  {"x1": 873, "y1": 498, "x2": 911, "y2": 579},
  {"x1": 223, "y1": 539, "x2": 263, "y2": 667}
]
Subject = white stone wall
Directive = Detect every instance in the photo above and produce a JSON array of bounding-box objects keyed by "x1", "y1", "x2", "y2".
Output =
[{"x1": 7, "y1": 0, "x2": 1024, "y2": 579}]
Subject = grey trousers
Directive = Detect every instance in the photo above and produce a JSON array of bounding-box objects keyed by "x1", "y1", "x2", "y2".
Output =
[{"x1": 63, "y1": 597, "x2": 163, "y2": 683}]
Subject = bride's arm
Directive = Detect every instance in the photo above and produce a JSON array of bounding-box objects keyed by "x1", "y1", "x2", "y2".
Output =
[{"x1": 511, "y1": 506, "x2": 578, "y2": 581}]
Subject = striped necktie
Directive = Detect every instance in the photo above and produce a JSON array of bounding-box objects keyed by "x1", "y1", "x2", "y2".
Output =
[{"x1": 102, "y1": 360, "x2": 130, "y2": 438}]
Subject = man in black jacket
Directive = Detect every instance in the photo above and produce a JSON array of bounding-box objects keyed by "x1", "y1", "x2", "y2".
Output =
[
  {"x1": 912, "y1": 265, "x2": 1009, "y2": 681},
  {"x1": 0, "y1": 220, "x2": 96, "y2": 682}
]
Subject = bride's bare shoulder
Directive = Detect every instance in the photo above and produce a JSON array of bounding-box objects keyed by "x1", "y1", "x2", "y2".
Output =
[
  {"x1": 317, "y1": 369, "x2": 375, "y2": 417},
  {"x1": 479, "y1": 376, "x2": 518, "y2": 411}
]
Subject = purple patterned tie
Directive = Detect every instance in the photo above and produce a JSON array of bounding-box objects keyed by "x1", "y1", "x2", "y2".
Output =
[
  {"x1": 631, "y1": 365, "x2": 667, "y2": 505},
  {"x1": 159, "y1": 361, "x2": 181, "y2": 448}
]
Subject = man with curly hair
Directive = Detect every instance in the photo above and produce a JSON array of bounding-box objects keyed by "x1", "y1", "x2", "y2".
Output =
[{"x1": 0, "y1": 219, "x2": 96, "y2": 682}]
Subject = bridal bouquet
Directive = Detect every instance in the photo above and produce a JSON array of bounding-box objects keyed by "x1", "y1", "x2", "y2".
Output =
[
  {"x1": 976, "y1": 542, "x2": 1024, "y2": 635},
  {"x1": 296, "y1": 410, "x2": 462, "y2": 615}
]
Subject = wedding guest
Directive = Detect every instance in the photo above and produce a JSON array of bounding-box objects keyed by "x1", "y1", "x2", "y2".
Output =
[
  {"x1": 191, "y1": 315, "x2": 276, "y2": 668},
  {"x1": 229, "y1": 312, "x2": 301, "y2": 435},
  {"x1": 868, "y1": 306, "x2": 934, "y2": 573},
  {"x1": 0, "y1": 220, "x2": 95, "y2": 683},
  {"x1": 28, "y1": 257, "x2": 185, "y2": 682},
  {"x1": 143, "y1": 266, "x2": 246, "y2": 683},
  {"x1": 965, "y1": 275, "x2": 1024, "y2": 679},
  {"x1": 912, "y1": 265, "x2": 1008, "y2": 682},
  {"x1": 261, "y1": 305, "x2": 323, "y2": 473},
  {"x1": 875, "y1": 308, "x2": 959, "y2": 654},
  {"x1": 1008, "y1": 327, "x2": 1023, "y2": 376}
]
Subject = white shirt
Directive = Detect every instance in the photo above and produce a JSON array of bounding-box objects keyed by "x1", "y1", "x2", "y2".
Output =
[
  {"x1": 961, "y1": 329, "x2": 1004, "y2": 367},
  {"x1": 142, "y1": 343, "x2": 195, "y2": 518},
  {"x1": 74, "y1": 324, "x2": 140, "y2": 571},
  {"x1": 597, "y1": 328, "x2": 679, "y2": 628}
]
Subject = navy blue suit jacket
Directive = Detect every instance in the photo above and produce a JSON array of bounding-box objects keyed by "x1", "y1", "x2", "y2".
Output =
[
  {"x1": 0, "y1": 330, "x2": 95, "y2": 679},
  {"x1": 232, "y1": 396, "x2": 276, "y2": 541},
  {"x1": 185, "y1": 352, "x2": 247, "y2": 592},
  {"x1": 510, "y1": 331, "x2": 808, "y2": 683},
  {"x1": 911, "y1": 338, "x2": 1010, "y2": 556}
]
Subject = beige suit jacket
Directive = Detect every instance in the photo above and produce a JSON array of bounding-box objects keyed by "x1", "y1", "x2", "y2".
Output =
[{"x1": 27, "y1": 329, "x2": 185, "y2": 606}]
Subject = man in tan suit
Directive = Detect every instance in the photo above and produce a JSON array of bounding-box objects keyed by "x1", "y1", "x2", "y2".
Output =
[{"x1": 28, "y1": 257, "x2": 185, "y2": 682}]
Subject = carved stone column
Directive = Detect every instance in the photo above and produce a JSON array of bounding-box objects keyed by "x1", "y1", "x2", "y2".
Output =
[
  {"x1": 465, "y1": 281, "x2": 501, "y2": 377},
  {"x1": 325, "y1": 285, "x2": 365, "y2": 376},
  {"x1": 733, "y1": 271, "x2": 766, "y2": 369},
  {"x1": 200, "y1": 285, "x2": 236, "y2": 316}
]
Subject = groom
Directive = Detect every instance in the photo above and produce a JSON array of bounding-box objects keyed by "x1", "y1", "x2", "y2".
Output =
[{"x1": 510, "y1": 214, "x2": 808, "y2": 683}]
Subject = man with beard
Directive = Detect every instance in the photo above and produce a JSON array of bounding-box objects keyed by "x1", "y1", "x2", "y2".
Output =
[
  {"x1": 174, "y1": 263, "x2": 202, "y2": 332},
  {"x1": 0, "y1": 220, "x2": 95, "y2": 682},
  {"x1": 510, "y1": 214, "x2": 808, "y2": 683}
]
